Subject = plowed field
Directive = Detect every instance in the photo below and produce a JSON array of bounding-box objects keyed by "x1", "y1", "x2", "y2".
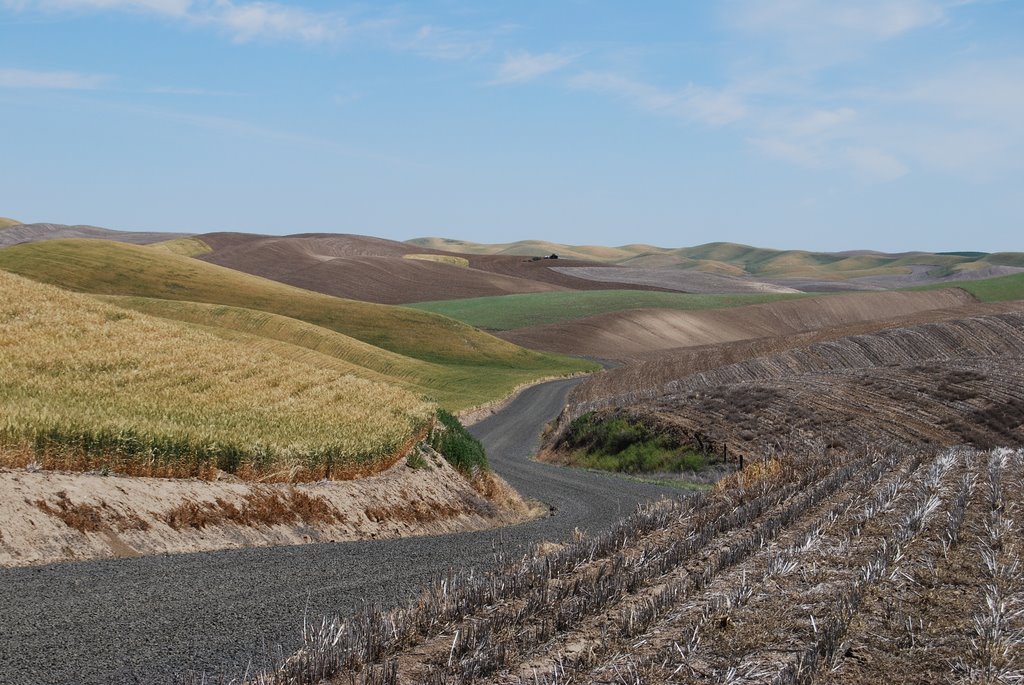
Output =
[{"x1": 241, "y1": 445, "x2": 1024, "y2": 685}]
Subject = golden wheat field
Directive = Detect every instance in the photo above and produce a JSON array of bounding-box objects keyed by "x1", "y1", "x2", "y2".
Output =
[{"x1": 0, "y1": 270, "x2": 435, "y2": 481}]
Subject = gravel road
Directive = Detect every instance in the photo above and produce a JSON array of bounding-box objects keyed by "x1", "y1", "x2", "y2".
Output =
[{"x1": 0, "y1": 378, "x2": 676, "y2": 684}]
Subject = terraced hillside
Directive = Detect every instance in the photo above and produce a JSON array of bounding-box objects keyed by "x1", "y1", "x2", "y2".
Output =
[
  {"x1": 233, "y1": 445, "x2": 1024, "y2": 685},
  {"x1": 0, "y1": 239, "x2": 595, "y2": 409},
  {"x1": 0, "y1": 270, "x2": 433, "y2": 480}
]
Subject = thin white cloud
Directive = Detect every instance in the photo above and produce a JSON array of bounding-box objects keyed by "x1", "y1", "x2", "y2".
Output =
[
  {"x1": 206, "y1": 1, "x2": 341, "y2": 44},
  {"x1": 1, "y1": 0, "x2": 189, "y2": 15},
  {"x1": 906, "y1": 61, "x2": 1024, "y2": 127},
  {"x1": 844, "y1": 146, "x2": 910, "y2": 181},
  {"x1": 783, "y1": 107, "x2": 858, "y2": 138},
  {"x1": 727, "y1": 0, "x2": 946, "y2": 41},
  {"x1": 0, "y1": 67, "x2": 107, "y2": 89},
  {"x1": 490, "y1": 51, "x2": 576, "y2": 85},
  {"x1": 749, "y1": 137, "x2": 824, "y2": 168},
  {"x1": 402, "y1": 24, "x2": 492, "y2": 61},
  {"x1": 3, "y1": 0, "x2": 344, "y2": 43},
  {"x1": 569, "y1": 71, "x2": 747, "y2": 126}
]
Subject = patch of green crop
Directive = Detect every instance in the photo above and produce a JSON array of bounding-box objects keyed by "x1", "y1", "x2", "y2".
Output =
[
  {"x1": 409, "y1": 290, "x2": 812, "y2": 330},
  {"x1": 911, "y1": 273, "x2": 1024, "y2": 303}
]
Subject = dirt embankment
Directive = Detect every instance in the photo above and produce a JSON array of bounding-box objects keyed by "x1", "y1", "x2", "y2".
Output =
[
  {"x1": 0, "y1": 446, "x2": 539, "y2": 568},
  {"x1": 497, "y1": 289, "x2": 976, "y2": 359}
]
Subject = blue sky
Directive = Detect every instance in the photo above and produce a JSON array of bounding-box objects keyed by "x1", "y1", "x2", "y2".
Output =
[{"x1": 0, "y1": 1, "x2": 1021, "y2": 252}]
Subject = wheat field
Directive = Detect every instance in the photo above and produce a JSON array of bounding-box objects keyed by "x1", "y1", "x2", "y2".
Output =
[
  {"x1": 0, "y1": 270, "x2": 435, "y2": 481},
  {"x1": 0, "y1": 239, "x2": 597, "y2": 408}
]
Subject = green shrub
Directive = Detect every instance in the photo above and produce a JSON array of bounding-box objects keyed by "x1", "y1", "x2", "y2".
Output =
[
  {"x1": 562, "y1": 412, "x2": 711, "y2": 475},
  {"x1": 430, "y1": 410, "x2": 488, "y2": 474}
]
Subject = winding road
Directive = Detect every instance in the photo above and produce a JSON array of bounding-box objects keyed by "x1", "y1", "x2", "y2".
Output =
[{"x1": 0, "y1": 378, "x2": 675, "y2": 684}]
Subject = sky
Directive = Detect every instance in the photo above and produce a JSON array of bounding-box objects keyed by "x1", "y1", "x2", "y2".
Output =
[{"x1": 0, "y1": 1, "x2": 1021, "y2": 252}]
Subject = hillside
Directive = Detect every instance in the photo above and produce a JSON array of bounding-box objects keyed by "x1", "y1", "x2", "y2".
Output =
[
  {"x1": 0, "y1": 270, "x2": 434, "y2": 480},
  {"x1": 410, "y1": 237, "x2": 1024, "y2": 289},
  {"x1": 0, "y1": 239, "x2": 596, "y2": 408},
  {"x1": 0, "y1": 222, "x2": 189, "y2": 247},
  {"x1": 0, "y1": 217, "x2": 21, "y2": 228},
  {"x1": 195, "y1": 232, "x2": 668, "y2": 303},
  {"x1": 409, "y1": 290, "x2": 811, "y2": 330},
  {"x1": 571, "y1": 300, "x2": 1024, "y2": 407},
  {"x1": 554, "y1": 311, "x2": 1024, "y2": 465},
  {"x1": 497, "y1": 289, "x2": 977, "y2": 359}
]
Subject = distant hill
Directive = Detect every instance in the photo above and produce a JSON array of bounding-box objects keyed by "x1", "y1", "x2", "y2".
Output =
[
  {"x1": 0, "y1": 222, "x2": 188, "y2": 248},
  {"x1": 409, "y1": 238, "x2": 1024, "y2": 288},
  {"x1": 0, "y1": 238, "x2": 594, "y2": 409},
  {"x1": 193, "y1": 231, "x2": 672, "y2": 304},
  {"x1": 0, "y1": 217, "x2": 21, "y2": 229}
]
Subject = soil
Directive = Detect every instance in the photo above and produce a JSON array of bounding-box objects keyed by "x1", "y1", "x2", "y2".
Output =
[
  {"x1": 196, "y1": 232, "x2": 672, "y2": 304},
  {"x1": 569, "y1": 300, "x2": 1024, "y2": 407},
  {"x1": 497, "y1": 289, "x2": 976, "y2": 359},
  {"x1": 285, "y1": 445, "x2": 1023, "y2": 685},
  {"x1": 551, "y1": 310, "x2": 1024, "y2": 464},
  {"x1": 0, "y1": 446, "x2": 540, "y2": 567}
]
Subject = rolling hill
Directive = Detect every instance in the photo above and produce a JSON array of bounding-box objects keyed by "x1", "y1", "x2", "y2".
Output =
[
  {"x1": 194, "y1": 232, "x2": 671, "y2": 303},
  {"x1": 409, "y1": 237, "x2": 1024, "y2": 289},
  {"x1": 0, "y1": 269, "x2": 434, "y2": 480},
  {"x1": 558, "y1": 310, "x2": 1024, "y2": 461},
  {"x1": 496, "y1": 289, "x2": 978, "y2": 359},
  {"x1": 0, "y1": 239, "x2": 596, "y2": 409},
  {"x1": 409, "y1": 290, "x2": 812, "y2": 330},
  {"x1": 0, "y1": 222, "x2": 189, "y2": 248}
]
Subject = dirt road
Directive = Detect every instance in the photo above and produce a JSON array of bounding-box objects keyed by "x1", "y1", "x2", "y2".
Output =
[{"x1": 0, "y1": 378, "x2": 674, "y2": 684}]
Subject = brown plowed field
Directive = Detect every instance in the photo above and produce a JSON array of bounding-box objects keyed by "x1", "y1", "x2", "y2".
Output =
[
  {"x1": 497, "y1": 289, "x2": 976, "y2": 359},
  {"x1": 560, "y1": 310, "x2": 1024, "y2": 462},
  {"x1": 571, "y1": 300, "x2": 1024, "y2": 406},
  {"x1": 245, "y1": 445, "x2": 1024, "y2": 685},
  {"x1": 197, "y1": 232, "x2": 669, "y2": 303}
]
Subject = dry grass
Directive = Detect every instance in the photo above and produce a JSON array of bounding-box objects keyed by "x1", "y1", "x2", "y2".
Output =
[
  {"x1": 0, "y1": 238, "x2": 596, "y2": 410},
  {"x1": 0, "y1": 270, "x2": 434, "y2": 480},
  {"x1": 147, "y1": 237, "x2": 212, "y2": 257},
  {"x1": 402, "y1": 253, "x2": 469, "y2": 268},
  {"x1": 35, "y1": 490, "x2": 150, "y2": 533},
  {"x1": 161, "y1": 489, "x2": 344, "y2": 530}
]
